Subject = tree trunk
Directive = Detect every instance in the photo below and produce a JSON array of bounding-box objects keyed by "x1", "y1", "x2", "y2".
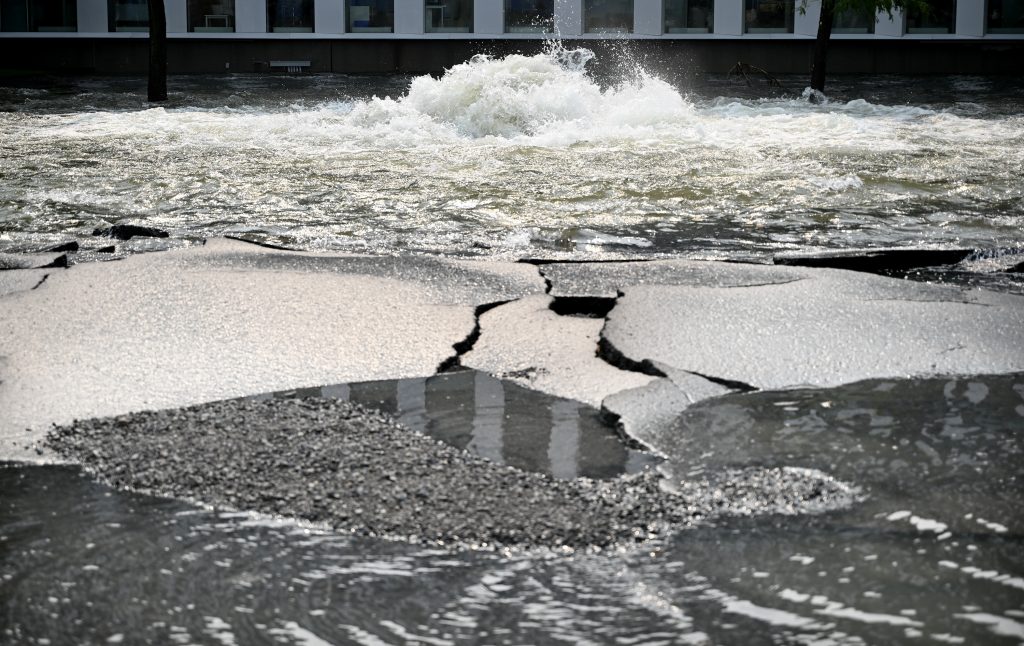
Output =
[
  {"x1": 148, "y1": 0, "x2": 167, "y2": 102},
  {"x1": 810, "y1": 0, "x2": 835, "y2": 95}
]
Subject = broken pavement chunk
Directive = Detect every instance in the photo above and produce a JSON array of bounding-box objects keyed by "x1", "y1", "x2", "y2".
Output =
[
  {"x1": 93, "y1": 224, "x2": 170, "y2": 240},
  {"x1": 0, "y1": 252, "x2": 68, "y2": 271},
  {"x1": 603, "y1": 269, "x2": 1024, "y2": 391},
  {"x1": 773, "y1": 247, "x2": 973, "y2": 274}
]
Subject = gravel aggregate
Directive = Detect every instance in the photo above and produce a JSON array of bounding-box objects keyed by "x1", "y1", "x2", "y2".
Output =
[{"x1": 47, "y1": 397, "x2": 859, "y2": 549}]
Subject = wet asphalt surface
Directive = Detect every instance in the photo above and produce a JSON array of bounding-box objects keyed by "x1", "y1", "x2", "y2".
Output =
[{"x1": 46, "y1": 396, "x2": 859, "y2": 549}]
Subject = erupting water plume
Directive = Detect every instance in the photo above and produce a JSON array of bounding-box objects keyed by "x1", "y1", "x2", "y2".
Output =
[{"x1": 0, "y1": 54, "x2": 1022, "y2": 258}]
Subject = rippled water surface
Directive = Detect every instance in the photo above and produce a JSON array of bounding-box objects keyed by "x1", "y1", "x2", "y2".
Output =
[
  {"x1": 3, "y1": 48, "x2": 1023, "y2": 645},
  {"x1": 264, "y1": 370, "x2": 658, "y2": 480},
  {"x1": 3, "y1": 374, "x2": 1022, "y2": 645},
  {"x1": 1, "y1": 49, "x2": 1023, "y2": 258}
]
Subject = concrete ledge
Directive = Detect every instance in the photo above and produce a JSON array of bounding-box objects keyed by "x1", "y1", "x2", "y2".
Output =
[{"x1": 1, "y1": 37, "x2": 1022, "y2": 75}]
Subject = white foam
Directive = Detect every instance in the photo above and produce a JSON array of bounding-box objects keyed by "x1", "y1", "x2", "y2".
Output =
[
  {"x1": 18, "y1": 47, "x2": 1017, "y2": 158},
  {"x1": 954, "y1": 613, "x2": 1024, "y2": 639},
  {"x1": 807, "y1": 175, "x2": 864, "y2": 191}
]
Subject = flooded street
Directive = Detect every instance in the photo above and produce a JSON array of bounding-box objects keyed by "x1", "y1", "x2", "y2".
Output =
[
  {"x1": 1, "y1": 52, "x2": 1022, "y2": 259},
  {"x1": 2, "y1": 46, "x2": 1023, "y2": 645},
  {"x1": 3, "y1": 373, "x2": 1022, "y2": 645}
]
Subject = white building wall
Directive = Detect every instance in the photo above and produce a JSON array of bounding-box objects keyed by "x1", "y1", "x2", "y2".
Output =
[
  {"x1": 167, "y1": 0, "x2": 187, "y2": 33},
  {"x1": 634, "y1": 0, "x2": 662, "y2": 35},
  {"x1": 554, "y1": 0, "x2": 583, "y2": 36},
  {"x1": 0, "y1": 0, "x2": 1009, "y2": 38},
  {"x1": 235, "y1": 0, "x2": 268, "y2": 32},
  {"x1": 77, "y1": 0, "x2": 109, "y2": 32},
  {"x1": 956, "y1": 0, "x2": 984, "y2": 36},
  {"x1": 874, "y1": 7, "x2": 904, "y2": 37},
  {"x1": 395, "y1": 0, "x2": 425, "y2": 33},
  {"x1": 794, "y1": 0, "x2": 819, "y2": 36},
  {"x1": 476, "y1": 0, "x2": 504, "y2": 34},
  {"x1": 316, "y1": 0, "x2": 346, "y2": 32},
  {"x1": 713, "y1": 0, "x2": 742, "y2": 35}
]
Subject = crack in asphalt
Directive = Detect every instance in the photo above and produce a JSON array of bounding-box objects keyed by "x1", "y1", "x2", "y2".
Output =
[
  {"x1": 862, "y1": 297, "x2": 993, "y2": 308},
  {"x1": 537, "y1": 265, "x2": 553, "y2": 294},
  {"x1": 31, "y1": 274, "x2": 50, "y2": 290},
  {"x1": 680, "y1": 370, "x2": 758, "y2": 393},
  {"x1": 715, "y1": 277, "x2": 807, "y2": 289},
  {"x1": 435, "y1": 299, "x2": 514, "y2": 374}
]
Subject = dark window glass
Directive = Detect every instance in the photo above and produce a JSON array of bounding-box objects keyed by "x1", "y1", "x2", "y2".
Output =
[
  {"x1": 832, "y1": 6, "x2": 874, "y2": 32},
  {"x1": 1, "y1": 0, "x2": 77, "y2": 31},
  {"x1": 744, "y1": 0, "x2": 794, "y2": 32},
  {"x1": 664, "y1": 0, "x2": 713, "y2": 33},
  {"x1": 425, "y1": 0, "x2": 473, "y2": 32},
  {"x1": 906, "y1": 0, "x2": 955, "y2": 32},
  {"x1": 988, "y1": 0, "x2": 1024, "y2": 32},
  {"x1": 505, "y1": 0, "x2": 553, "y2": 32},
  {"x1": 188, "y1": 0, "x2": 235, "y2": 32},
  {"x1": 268, "y1": 0, "x2": 315, "y2": 32},
  {"x1": 348, "y1": 0, "x2": 394, "y2": 31},
  {"x1": 108, "y1": 0, "x2": 148, "y2": 32},
  {"x1": 584, "y1": 0, "x2": 633, "y2": 32}
]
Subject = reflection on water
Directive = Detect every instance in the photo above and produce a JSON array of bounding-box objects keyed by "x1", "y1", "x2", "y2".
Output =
[
  {"x1": 261, "y1": 370, "x2": 657, "y2": 480},
  {"x1": 657, "y1": 373, "x2": 1024, "y2": 537},
  {"x1": 3, "y1": 374, "x2": 1022, "y2": 645}
]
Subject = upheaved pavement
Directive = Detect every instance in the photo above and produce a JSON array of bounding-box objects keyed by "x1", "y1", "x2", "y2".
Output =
[{"x1": 3, "y1": 239, "x2": 1023, "y2": 546}]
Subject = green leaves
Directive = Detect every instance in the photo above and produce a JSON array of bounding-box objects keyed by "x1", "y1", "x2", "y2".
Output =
[{"x1": 799, "y1": 0, "x2": 930, "y2": 19}]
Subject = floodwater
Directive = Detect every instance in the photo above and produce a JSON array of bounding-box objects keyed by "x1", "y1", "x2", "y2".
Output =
[
  {"x1": 261, "y1": 370, "x2": 659, "y2": 480},
  {"x1": 2, "y1": 47, "x2": 1024, "y2": 644},
  {"x1": 1, "y1": 48, "x2": 1023, "y2": 259},
  {"x1": 3, "y1": 373, "x2": 1023, "y2": 645}
]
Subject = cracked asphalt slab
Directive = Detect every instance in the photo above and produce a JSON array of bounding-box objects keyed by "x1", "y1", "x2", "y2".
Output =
[
  {"x1": 4, "y1": 239, "x2": 1023, "y2": 547},
  {"x1": 44, "y1": 396, "x2": 861, "y2": 549},
  {"x1": 0, "y1": 238, "x2": 544, "y2": 462},
  {"x1": 602, "y1": 275, "x2": 1024, "y2": 391}
]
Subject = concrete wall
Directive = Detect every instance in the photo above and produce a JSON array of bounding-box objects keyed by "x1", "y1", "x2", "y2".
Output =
[{"x1": 1, "y1": 36, "x2": 1021, "y2": 76}]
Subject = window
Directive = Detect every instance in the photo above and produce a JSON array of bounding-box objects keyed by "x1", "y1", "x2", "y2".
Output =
[
  {"x1": 348, "y1": 0, "x2": 393, "y2": 31},
  {"x1": 188, "y1": 0, "x2": 235, "y2": 32},
  {"x1": 744, "y1": 0, "x2": 794, "y2": 32},
  {"x1": 424, "y1": 0, "x2": 472, "y2": 32},
  {"x1": 832, "y1": 6, "x2": 874, "y2": 33},
  {"x1": 664, "y1": 0, "x2": 713, "y2": 33},
  {"x1": 988, "y1": 0, "x2": 1024, "y2": 32},
  {"x1": 584, "y1": 0, "x2": 633, "y2": 32},
  {"x1": 906, "y1": 0, "x2": 955, "y2": 33},
  {"x1": 108, "y1": 0, "x2": 148, "y2": 32},
  {"x1": 505, "y1": 0, "x2": 553, "y2": 32},
  {"x1": 1, "y1": 0, "x2": 76, "y2": 31},
  {"x1": 268, "y1": 0, "x2": 314, "y2": 32}
]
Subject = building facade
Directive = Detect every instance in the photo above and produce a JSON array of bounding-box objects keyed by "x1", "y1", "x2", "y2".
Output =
[{"x1": 1, "y1": 0, "x2": 1021, "y2": 74}]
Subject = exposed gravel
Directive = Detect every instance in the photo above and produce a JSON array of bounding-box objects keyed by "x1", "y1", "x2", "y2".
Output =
[{"x1": 46, "y1": 397, "x2": 859, "y2": 549}]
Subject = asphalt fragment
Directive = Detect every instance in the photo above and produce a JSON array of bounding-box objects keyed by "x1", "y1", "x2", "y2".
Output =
[
  {"x1": 93, "y1": 224, "x2": 170, "y2": 241},
  {"x1": 46, "y1": 397, "x2": 859, "y2": 549}
]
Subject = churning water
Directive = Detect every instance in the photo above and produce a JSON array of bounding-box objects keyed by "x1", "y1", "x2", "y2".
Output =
[
  {"x1": 3, "y1": 47, "x2": 1024, "y2": 644},
  {"x1": 1, "y1": 47, "x2": 1023, "y2": 258},
  {"x1": 3, "y1": 374, "x2": 1023, "y2": 645}
]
